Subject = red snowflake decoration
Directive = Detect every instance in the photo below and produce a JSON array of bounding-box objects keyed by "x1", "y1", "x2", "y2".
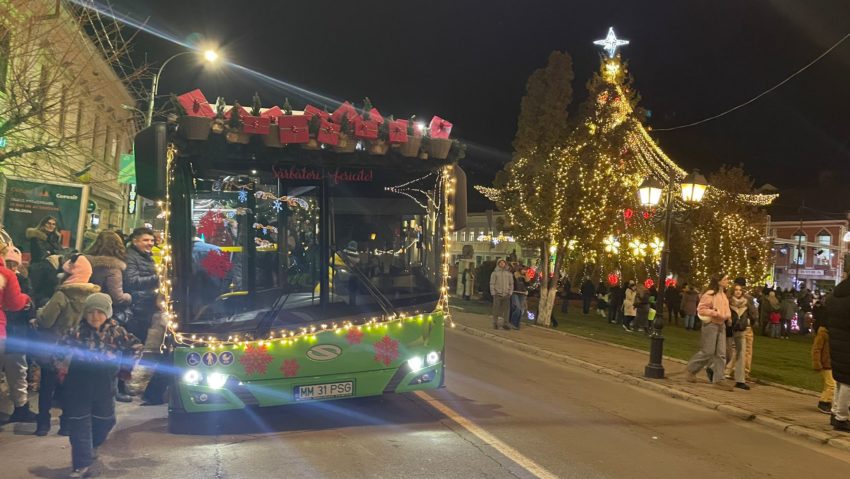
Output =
[
  {"x1": 201, "y1": 250, "x2": 233, "y2": 279},
  {"x1": 373, "y1": 335, "x2": 399, "y2": 367},
  {"x1": 280, "y1": 358, "x2": 300, "y2": 377},
  {"x1": 197, "y1": 210, "x2": 225, "y2": 239},
  {"x1": 239, "y1": 344, "x2": 273, "y2": 375},
  {"x1": 345, "y1": 328, "x2": 364, "y2": 345}
]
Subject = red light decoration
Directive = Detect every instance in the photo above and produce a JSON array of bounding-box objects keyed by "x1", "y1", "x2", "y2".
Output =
[
  {"x1": 623, "y1": 208, "x2": 634, "y2": 219},
  {"x1": 607, "y1": 273, "x2": 619, "y2": 286},
  {"x1": 665, "y1": 278, "x2": 677, "y2": 288},
  {"x1": 644, "y1": 278, "x2": 655, "y2": 289},
  {"x1": 642, "y1": 211, "x2": 652, "y2": 220}
]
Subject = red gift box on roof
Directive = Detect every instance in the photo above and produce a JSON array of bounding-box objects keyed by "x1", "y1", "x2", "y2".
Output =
[
  {"x1": 317, "y1": 119, "x2": 340, "y2": 146},
  {"x1": 278, "y1": 115, "x2": 309, "y2": 144},
  {"x1": 332, "y1": 101, "x2": 357, "y2": 125},
  {"x1": 303, "y1": 104, "x2": 329, "y2": 121},
  {"x1": 224, "y1": 104, "x2": 250, "y2": 121},
  {"x1": 177, "y1": 89, "x2": 215, "y2": 118},
  {"x1": 242, "y1": 115, "x2": 270, "y2": 135},
  {"x1": 260, "y1": 106, "x2": 283, "y2": 120},
  {"x1": 429, "y1": 116, "x2": 452, "y2": 139},
  {"x1": 397, "y1": 119, "x2": 422, "y2": 138},
  {"x1": 388, "y1": 120, "x2": 408, "y2": 144},
  {"x1": 354, "y1": 116, "x2": 379, "y2": 140},
  {"x1": 366, "y1": 108, "x2": 384, "y2": 125}
]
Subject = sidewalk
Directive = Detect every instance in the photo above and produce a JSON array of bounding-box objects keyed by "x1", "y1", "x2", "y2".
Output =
[{"x1": 449, "y1": 308, "x2": 850, "y2": 452}]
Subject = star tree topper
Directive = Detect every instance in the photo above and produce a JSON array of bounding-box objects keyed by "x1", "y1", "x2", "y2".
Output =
[{"x1": 594, "y1": 27, "x2": 629, "y2": 58}]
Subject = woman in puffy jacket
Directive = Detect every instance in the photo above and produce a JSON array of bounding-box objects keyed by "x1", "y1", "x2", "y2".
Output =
[{"x1": 0, "y1": 239, "x2": 31, "y2": 351}]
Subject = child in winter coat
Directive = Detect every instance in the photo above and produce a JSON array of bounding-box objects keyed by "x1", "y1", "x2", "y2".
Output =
[
  {"x1": 34, "y1": 254, "x2": 101, "y2": 436},
  {"x1": 0, "y1": 243, "x2": 34, "y2": 422},
  {"x1": 812, "y1": 314, "x2": 834, "y2": 414},
  {"x1": 54, "y1": 293, "x2": 141, "y2": 478},
  {"x1": 2, "y1": 245, "x2": 37, "y2": 422}
]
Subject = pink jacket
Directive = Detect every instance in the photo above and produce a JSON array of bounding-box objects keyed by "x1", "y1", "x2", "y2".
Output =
[
  {"x1": 697, "y1": 289, "x2": 731, "y2": 325},
  {"x1": 0, "y1": 266, "x2": 31, "y2": 339}
]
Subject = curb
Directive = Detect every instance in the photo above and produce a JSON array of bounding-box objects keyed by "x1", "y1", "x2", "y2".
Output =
[
  {"x1": 453, "y1": 322, "x2": 849, "y2": 452},
  {"x1": 528, "y1": 323, "x2": 818, "y2": 397}
]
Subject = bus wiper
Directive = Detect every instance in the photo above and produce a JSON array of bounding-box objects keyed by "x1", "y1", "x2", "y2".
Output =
[{"x1": 337, "y1": 250, "x2": 398, "y2": 319}]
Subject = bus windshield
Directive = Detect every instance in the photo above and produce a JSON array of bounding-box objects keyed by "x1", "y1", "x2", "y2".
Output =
[{"x1": 180, "y1": 166, "x2": 442, "y2": 332}]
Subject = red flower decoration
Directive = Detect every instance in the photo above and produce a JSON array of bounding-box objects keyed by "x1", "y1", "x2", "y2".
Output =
[
  {"x1": 346, "y1": 328, "x2": 364, "y2": 345},
  {"x1": 197, "y1": 210, "x2": 224, "y2": 239},
  {"x1": 644, "y1": 278, "x2": 655, "y2": 289},
  {"x1": 607, "y1": 273, "x2": 619, "y2": 286},
  {"x1": 373, "y1": 335, "x2": 399, "y2": 367},
  {"x1": 623, "y1": 208, "x2": 633, "y2": 219},
  {"x1": 280, "y1": 359, "x2": 300, "y2": 377},
  {"x1": 239, "y1": 344, "x2": 273, "y2": 375},
  {"x1": 200, "y1": 250, "x2": 233, "y2": 279}
]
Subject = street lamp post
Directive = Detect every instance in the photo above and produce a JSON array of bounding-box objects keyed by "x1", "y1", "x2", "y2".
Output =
[
  {"x1": 639, "y1": 170, "x2": 707, "y2": 379},
  {"x1": 145, "y1": 49, "x2": 219, "y2": 127}
]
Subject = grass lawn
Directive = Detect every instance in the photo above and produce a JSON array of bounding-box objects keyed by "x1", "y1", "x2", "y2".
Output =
[{"x1": 451, "y1": 296, "x2": 821, "y2": 392}]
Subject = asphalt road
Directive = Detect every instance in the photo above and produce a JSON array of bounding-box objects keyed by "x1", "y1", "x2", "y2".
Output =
[{"x1": 2, "y1": 329, "x2": 850, "y2": 478}]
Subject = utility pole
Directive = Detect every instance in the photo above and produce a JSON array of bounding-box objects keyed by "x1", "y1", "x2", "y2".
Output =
[{"x1": 794, "y1": 200, "x2": 805, "y2": 290}]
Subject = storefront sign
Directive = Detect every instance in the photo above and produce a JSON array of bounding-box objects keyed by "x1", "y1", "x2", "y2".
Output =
[
  {"x1": 797, "y1": 269, "x2": 826, "y2": 277},
  {"x1": 2, "y1": 178, "x2": 84, "y2": 254}
]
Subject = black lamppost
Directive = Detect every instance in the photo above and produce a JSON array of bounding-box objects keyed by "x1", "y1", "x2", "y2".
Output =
[{"x1": 639, "y1": 170, "x2": 708, "y2": 379}]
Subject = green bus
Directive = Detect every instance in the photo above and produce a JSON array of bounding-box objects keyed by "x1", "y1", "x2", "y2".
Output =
[{"x1": 134, "y1": 104, "x2": 465, "y2": 433}]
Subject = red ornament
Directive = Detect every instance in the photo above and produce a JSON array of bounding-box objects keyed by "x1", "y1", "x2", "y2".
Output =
[
  {"x1": 241, "y1": 115, "x2": 270, "y2": 135},
  {"x1": 345, "y1": 327, "x2": 364, "y2": 345},
  {"x1": 176, "y1": 89, "x2": 215, "y2": 118},
  {"x1": 644, "y1": 278, "x2": 655, "y2": 289},
  {"x1": 665, "y1": 278, "x2": 677, "y2": 288},
  {"x1": 331, "y1": 101, "x2": 358, "y2": 124},
  {"x1": 303, "y1": 104, "x2": 330, "y2": 121},
  {"x1": 623, "y1": 208, "x2": 634, "y2": 219},
  {"x1": 428, "y1": 116, "x2": 453, "y2": 139},
  {"x1": 197, "y1": 210, "x2": 224, "y2": 239},
  {"x1": 607, "y1": 273, "x2": 619, "y2": 286},
  {"x1": 239, "y1": 344, "x2": 273, "y2": 375},
  {"x1": 260, "y1": 106, "x2": 283, "y2": 120},
  {"x1": 525, "y1": 268, "x2": 536, "y2": 281},
  {"x1": 354, "y1": 116, "x2": 379, "y2": 140},
  {"x1": 388, "y1": 120, "x2": 408, "y2": 144},
  {"x1": 642, "y1": 211, "x2": 652, "y2": 220},
  {"x1": 317, "y1": 119, "x2": 340, "y2": 146},
  {"x1": 280, "y1": 358, "x2": 300, "y2": 378},
  {"x1": 373, "y1": 335, "x2": 399, "y2": 367},
  {"x1": 200, "y1": 250, "x2": 233, "y2": 279},
  {"x1": 278, "y1": 115, "x2": 310, "y2": 144}
]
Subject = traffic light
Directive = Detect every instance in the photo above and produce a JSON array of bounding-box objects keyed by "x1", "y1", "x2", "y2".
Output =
[{"x1": 133, "y1": 122, "x2": 167, "y2": 199}]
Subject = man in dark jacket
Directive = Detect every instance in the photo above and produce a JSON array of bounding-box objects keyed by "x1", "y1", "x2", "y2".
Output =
[
  {"x1": 123, "y1": 227, "x2": 163, "y2": 405},
  {"x1": 826, "y1": 277, "x2": 850, "y2": 431},
  {"x1": 580, "y1": 278, "x2": 595, "y2": 315},
  {"x1": 664, "y1": 284, "x2": 682, "y2": 325},
  {"x1": 123, "y1": 228, "x2": 159, "y2": 343}
]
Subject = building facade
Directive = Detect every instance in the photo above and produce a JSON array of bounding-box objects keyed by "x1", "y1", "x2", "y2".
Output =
[
  {"x1": 0, "y1": 1, "x2": 137, "y2": 256},
  {"x1": 769, "y1": 217, "x2": 849, "y2": 291},
  {"x1": 449, "y1": 212, "x2": 538, "y2": 266}
]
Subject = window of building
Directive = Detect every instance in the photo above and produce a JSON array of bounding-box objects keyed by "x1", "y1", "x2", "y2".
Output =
[
  {"x1": 816, "y1": 230, "x2": 833, "y2": 266},
  {"x1": 790, "y1": 231, "x2": 806, "y2": 266},
  {"x1": 476, "y1": 256, "x2": 482, "y2": 266},
  {"x1": 461, "y1": 231, "x2": 466, "y2": 242},
  {"x1": 0, "y1": 26, "x2": 9, "y2": 93}
]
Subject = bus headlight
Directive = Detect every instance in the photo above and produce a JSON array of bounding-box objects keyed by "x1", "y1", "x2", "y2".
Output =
[
  {"x1": 206, "y1": 372, "x2": 228, "y2": 389},
  {"x1": 407, "y1": 356, "x2": 424, "y2": 371},
  {"x1": 182, "y1": 369, "x2": 202, "y2": 386},
  {"x1": 426, "y1": 351, "x2": 441, "y2": 366}
]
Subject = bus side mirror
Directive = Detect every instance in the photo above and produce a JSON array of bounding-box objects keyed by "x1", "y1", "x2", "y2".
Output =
[
  {"x1": 134, "y1": 122, "x2": 167, "y2": 199},
  {"x1": 449, "y1": 165, "x2": 467, "y2": 231}
]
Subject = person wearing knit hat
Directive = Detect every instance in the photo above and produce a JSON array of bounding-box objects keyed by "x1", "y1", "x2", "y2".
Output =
[
  {"x1": 34, "y1": 255, "x2": 100, "y2": 436},
  {"x1": 82, "y1": 293, "x2": 113, "y2": 320},
  {"x1": 55, "y1": 291, "x2": 140, "y2": 477},
  {"x1": 0, "y1": 242, "x2": 34, "y2": 423}
]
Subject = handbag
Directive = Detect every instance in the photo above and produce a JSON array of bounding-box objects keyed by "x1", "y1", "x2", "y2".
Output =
[{"x1": 698, "y1": 292, "x2": 716, "y2": 324}]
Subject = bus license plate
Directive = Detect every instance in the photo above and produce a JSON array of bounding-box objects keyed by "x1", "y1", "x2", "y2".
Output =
[{"x1": 295, "y1": 381, "x2": 354, "y2": 401}]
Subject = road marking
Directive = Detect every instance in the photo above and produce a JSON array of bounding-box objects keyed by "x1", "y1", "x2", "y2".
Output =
[{"x1": 414, "y1": 391, "x2": 559, "y2": 479}]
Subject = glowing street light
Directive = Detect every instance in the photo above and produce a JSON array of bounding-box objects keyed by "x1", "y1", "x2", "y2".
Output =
[{"x1": 146, "y1": 48, "x2": 221, "y2": 126}]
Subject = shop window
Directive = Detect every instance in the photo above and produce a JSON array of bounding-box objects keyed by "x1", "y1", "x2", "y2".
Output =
[
  {"x1": 816, "y1": 230, "x2": 832, "y2": 266},
  {"x1": 790, "y1": 231, "x2": 806, "y2": 266}
]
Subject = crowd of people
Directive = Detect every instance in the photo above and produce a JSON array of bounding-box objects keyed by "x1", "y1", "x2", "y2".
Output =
[{"x1": 0, "y1": 217, "x2": 165, "y2": 478}]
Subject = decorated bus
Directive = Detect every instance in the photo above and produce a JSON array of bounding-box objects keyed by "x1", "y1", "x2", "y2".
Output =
[{"x1": 134, "y1": 91, "x2": 466, "y2": 433}]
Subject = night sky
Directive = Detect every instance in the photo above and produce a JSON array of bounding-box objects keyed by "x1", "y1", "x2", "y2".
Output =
[{"x1": 114, "y1": 0, "x2": 850, "y2": 216}]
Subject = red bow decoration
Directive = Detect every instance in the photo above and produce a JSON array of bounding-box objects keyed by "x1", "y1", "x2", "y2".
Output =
[
  {"x1": 177, "y1": 89, "x2": 215, "y2": 118},
  {"x1": 388, "y1": 120, "x2": 408, "y2": 144},
  {"x1": 354, "y1": 117, "x2": 379, "y2": 140},
  {"x1": 332, "y1": 101, "x2": 358, "y2": 125},
  {"x1": 278, "y1": 116, "x2": 309, "y2": 144},
  {"x1": 317, "y1": 119, "x2": 340, "y2": 146},
  {"x1": 241, "y1": 115, "x2": 270, "y2": 135},
  {"x1": 429, "y1": 115, "x2": 452, "y2": 139}
]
